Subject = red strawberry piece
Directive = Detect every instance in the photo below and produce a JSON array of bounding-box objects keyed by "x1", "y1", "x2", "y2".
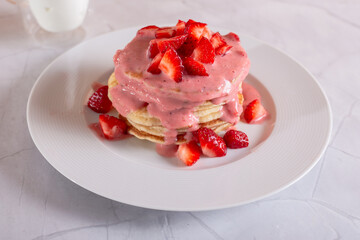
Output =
[
  {"x1": 226, "y1": 32, "x2": 240, "y2": 42},
  {"x1": 147, "y1": 53, "x2": 163, "y2": 74},
  {"x1": 244, "y1": 99, "x2": 267, "y2": 123},
  {"x1": 99, "y1": 114, "x2": 127, "y2": 140},
  {"x1": 175, "y1": 20, "x2": 186, "y2": 35},
  {"x1": 198, "y1": 127, "x2": 227, "y2": 157},
  {"x1": 159, "y1": 48, "x2": 184, "y2": 82},
  {"x1": 223, "y1": 130, "x2": 249, "y2": 149},
  {"x1": 202, "y1": 27, "x2": 212, "y2": 39},
  {"x1": 183, "y1": 57, "x2": 208, "y2": 76},
  {"x1": 185, "y1": 21, "x2": 207, "y2": 41},
  {"x1": 137, "y1": 25, "x2": 160, "y2": 35},
  {"x1": 176, "y1": 141, "x2": 202, "y2": 166},
  {"x1": 157, "y1": 34, "x2": 188, "y2": 53},
  {"x1": 87, "y1": 86, "x2": 112, "y2": 113},
  {"x1": 177, "y1": 21, "x2": 207, "y2": 57},
  {"x1": 192, "y1": 129, "x2": 200, "y2": 143},
  {"x1": 192, "y1": 37, "x2": 215, "y2": 64},
  {"x1": 210, "y1": 32, "x2": 226, "y2": 49},
  {"x1": 148, "y1": 39, "x2": 159, "y2": 58},
  {"x1": 215, "y1": 44, "x2": 232, "y2": 56},
  {"x1": 155, "y1": 27, "x2": 176, "y2": 39}
]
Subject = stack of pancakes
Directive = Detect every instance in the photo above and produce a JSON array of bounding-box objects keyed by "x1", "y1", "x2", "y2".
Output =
[{"x1": 108, "y1": 72, "x2": 243, "y2": 144}]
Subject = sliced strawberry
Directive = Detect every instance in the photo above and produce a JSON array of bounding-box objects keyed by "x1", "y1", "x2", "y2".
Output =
[
  {"x1": 185, "y1": 20, "x2": 207, "y2": 39},
  {"x1": 210, "y1": 32, "x2": 226, "y2": 49},
  {"x1": 202, "y1": 27, "x2": 212, "y2": 39},
  {"x1": 157, "y1": 34, "x2": 188, "y2": 53},
  {"x1": 147, "y1": 53, "x2": 163, "y2": 74},
  {"x1": 87, "y1": 86, "x2": 112, "y2": 113},
  {"x1": 137, "y1": 25, "x2": 160, "y2": 35},
  {"x1": 215, "y1": 44, "x2": 232, "y2": 56},
  {"x1": 192, "y1": 37, "x2": 215, "y2": 64},
  {"x1": 159, "y1": 48, "x2": 183, "y2": 82},
  {"x1": 176, "y1": 141, "x2": 202, "y2": 166},
  {"x1": 175, "y1": 20, "x2": 186, "y2": 35},
  {"x1": 155, "y1": 27, "x2": 176, "y2": 39},
  {"x1": 99, "y1": 114, "x2": 127, "y2": 140},
  {"x1": 177, "y1": 21, "x2": 207, "y2": 57},
  {"x1": 226, "y1": 32, "x2": 240, "y2": 42},
  {"x1": 244, "y1": 99, "x2": 267, "y2": 123},
  {"x1": 148, "y1": 39, "x2": 159, "y2": 58},
  {"x1": 223, "y1": 130, "x2": 249, "y2": 149},
  {"x1": 183, "y1": 57, "x2": 208, "y2": 76},
  {"x1": 198, "y1": 127, "x2": 227, "y2": 157}
]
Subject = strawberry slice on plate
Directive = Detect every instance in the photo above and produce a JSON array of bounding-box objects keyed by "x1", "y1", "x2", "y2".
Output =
[
  {"x1": 176, "y1": 141, "x2": 202, "y2": 166},
  {"x1": 159, "y1": 48, "x2": 184, "y2": 82},
  {"x1": 192, "y1": 37, "x2": 215, "y2": 64},
  {"x1": 157, "y1": 34, "x2": 188, "y2": 53},
  {"x1": 99, "y1": 114, "x2": 127, "y2": 140},
  {"x1": 155, "y1": 27, "x2": 176, "y2": 39},
  {"x1": 198, "y1": 127, "x2": 227, "y2": 157},
  {"x1": 244, "y1": 99, "x2": 267, "y2": 123},
  {"x1": 223, "y1": 130, "x2": 249, "y2": 149},
  {"x1": 87, "y1": 86, "x2": 112, "y2": 113},
  {"x1": 147, "y1": 53, "x2": 163, "y2": 74},
  {"x1": 183, "y1": 57, "x2": 208, "y2": 76}
]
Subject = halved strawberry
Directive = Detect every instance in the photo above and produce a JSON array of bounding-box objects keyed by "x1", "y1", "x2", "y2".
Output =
[
  {"x1": 183, "y1": 57, "x2": 208, "y2": 76},
  {"x1": 159, "y1": 48, "x2": 183, "y2": 82},
  {"x1": 99, "y1": 114, "x2": 127, "y2": 140},
  {"x1": 137, "y1": 25, "x2": 160, "y2": 35},
  {"x1": 210, "y1": 32, "x2": 226, "y2": 49},
  {"x1": 226, "y1": 32, "x2": 240, "y2": 42},
  {"x1": 215, "y1": 44, "x2": 232, "y2": 56},
  {"x1": 157, "y1": 34, "x2": 188, "y2": 53},
  {"x1": 176, "y1": 141, "x2": 202, "y2": 166},
  {"x1": 175, "y1": 20, "x2": 186, "y2": 35},
  {"x1": 243, "y1": 99, "x2": 267, "y2": 123},
  {"x1": 223, "y1": 130, "x2": 249, "y2": 149},
  {"x1": 192, "y1": 37, "x2": 215, "y2": 64},
  {"x1": 197, "y1": 127, "x2": 227, "y2": 157},
  {"x1": 148, "y1": 39, "x2": 159, "y2": 58},
  {"x1": 155, "y1": 27, "x2": 176, "y2": 39},
  {"x1": 87, "y1": 86, "x2": 112, "y2": 113},
  {"x1": 147, "y1": 53, "x2": 163, "y2": 74}
]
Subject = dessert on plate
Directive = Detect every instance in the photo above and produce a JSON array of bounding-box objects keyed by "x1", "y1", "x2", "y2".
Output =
[
  {"x1": 87, "y1": 19, "x2": 267, "y2": 166},
  {"x1": 108, "y1": 20, "x2": 250, "y2": 144}
]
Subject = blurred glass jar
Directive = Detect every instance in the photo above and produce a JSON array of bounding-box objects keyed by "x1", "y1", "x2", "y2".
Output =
[
  {"x1": 15, "y1": 0, "x2": 90, "y2": 45},
  {"x1": 28, "y1": 0, "x2": 89, "y2": 32}
]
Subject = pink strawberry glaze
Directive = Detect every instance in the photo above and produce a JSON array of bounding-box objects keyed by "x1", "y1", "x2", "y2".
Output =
[
  {"x1": 156, "y1": 144, "x2": 179, "y2": 157},
  {"x1": 110, "y1": 29, "x2": 250, "y2": 144}
]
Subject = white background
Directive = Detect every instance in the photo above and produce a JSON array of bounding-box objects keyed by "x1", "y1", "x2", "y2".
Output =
[{"x1": 1, "y1": 0, "x2": 360, "y2": 239}]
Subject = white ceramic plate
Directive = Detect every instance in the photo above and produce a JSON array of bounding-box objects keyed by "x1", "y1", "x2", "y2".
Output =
[{"x1": 27, "y1": 27, "x2": 332, "y2": 211}]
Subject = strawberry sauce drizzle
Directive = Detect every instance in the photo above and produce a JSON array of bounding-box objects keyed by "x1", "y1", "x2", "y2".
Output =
[{"x1": 110, "y1": 29, "x2": 250, "y2": 144}]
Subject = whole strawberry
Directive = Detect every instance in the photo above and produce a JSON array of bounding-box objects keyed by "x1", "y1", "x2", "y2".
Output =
[
  {"x1": 223, "y1": 130, "x2": 249, "y2": 149},
  {"x1": 87, "y1": 86, "x2": 112, "y2": 113}
]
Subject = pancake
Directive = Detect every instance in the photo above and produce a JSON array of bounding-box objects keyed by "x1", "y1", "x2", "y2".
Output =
[{"x1": 108, "y1": 72, "x2": 243, "y2": 144}]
